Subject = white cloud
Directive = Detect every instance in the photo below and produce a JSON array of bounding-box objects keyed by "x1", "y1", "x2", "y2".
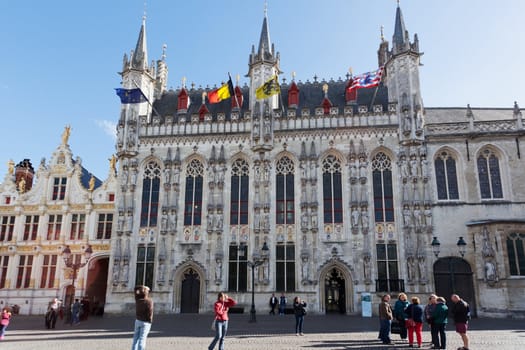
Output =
[{"x1": 96, "y1": 119, "x2": 117, "y2": 141}]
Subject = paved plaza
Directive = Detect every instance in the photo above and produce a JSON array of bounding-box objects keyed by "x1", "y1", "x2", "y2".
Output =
[{"x1": 1, "y1": 313, "x2": 524, "y2": 350}]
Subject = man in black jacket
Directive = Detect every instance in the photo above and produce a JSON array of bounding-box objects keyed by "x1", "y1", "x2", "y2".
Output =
[{"x1": 451, "y1": 294, "x2": 470, "y2": 350}]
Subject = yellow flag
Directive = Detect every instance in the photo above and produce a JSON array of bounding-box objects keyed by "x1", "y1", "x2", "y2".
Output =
[{"x1": 255, "y1": 75, "x2": 280, "y2": 99}]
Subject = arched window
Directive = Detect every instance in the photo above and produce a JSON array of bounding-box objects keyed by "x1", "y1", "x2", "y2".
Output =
[
  {"x1": 140, "y1": 161, "x2": 161, "y2": 227},
  {"x1": 183, "y1": 159, "x2": 204, "y2": 226},
  {"x1": 477, "y1": 148, "x2": 503, "y2": 199},
  {"x1": 372, "y1": 152, "x2": 394, "y2": 222},
  {"x1": 230, "y1": 159, "x2": 249, "y2": 225},
  {"x1": 434, "y1": 150, "x2": 459, "y2": 200},
  {"x1": 507, "y1": 233, "x2": 525, "y2": 276},
  {"x1": 276, "y1": 156, "x2": 295, "y2": 225},
  {"x1": 322, "y1": 155, "x2": 343, "y2": 224}
]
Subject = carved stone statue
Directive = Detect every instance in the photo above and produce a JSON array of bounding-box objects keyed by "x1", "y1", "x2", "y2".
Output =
[
  {"x1": 109, "y1": 154, "x2": 117, "y2": 173},
  {"x1": 407, "y1": 256, "x2": 416, "y2": 281},
  {"x1": 485, "y1": 260, "x2": 497, "y2": 282},
  {"x1": 400, "y1": 156, "x2": 409, "y2": 178},
  {"x1": 215, "y1": 259, "x2": 223, "y2": 281},
  {"x1": 410, "y1": 155, "x2": 419, "y2": 177},
  {"x1": 18, "y1": 177, "x2": 26, "y2": 193},
  {"x1": 403, "y1": 205, "x2": 412, "y2": 227},
  {"x1": 351, "y1": 207, "x2": 360, "y2": 227},
  {"x1": 301, "y1": 256, "x2": 309, "y2": 281},
  {"x1": 424, "y1": 205, "x2": 432, "y2": 228}
]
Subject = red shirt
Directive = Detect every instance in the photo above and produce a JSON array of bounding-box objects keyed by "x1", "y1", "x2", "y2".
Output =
[{"x1": 214, "y1": 298, "x2": 236, "y2": 321}]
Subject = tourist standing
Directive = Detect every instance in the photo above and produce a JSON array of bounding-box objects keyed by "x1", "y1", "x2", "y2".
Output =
[
  {"x1": 404, "y1": 296, "x2": 424, "y2": 348},
  {"x1": 0, "y1": 306, "x2": 12, "y2": 340},
  {"x1": 432, "y1": 296, "x2": 448, "y2": 349},
  {"x1": 451, "y1": 294, "x2": 470, "y2": 350},
  {"x1": 131, "y1": 285, "x2": 153, "y2": 350},
  {"x1": 378, "y1": 294, "x2": 393, "y2": 344},
  {"x1": 394, "y1": 292, "x2": 409, "y2": 340},
  {"x1": 424, "y1": 294, "x2": 438, "y2": 348},
  {"x1": 293, "y1": 296, "x2": 307, "y2": 336},
  {"x1": 269, "y1": 293, "x2": 278, "y2": 315},
  {"x1": 209, "y1": 292, "x2": 236, "y2": 350},
  {"x1": 278, "y1": 293, "x2": 287, "y2": 315}
]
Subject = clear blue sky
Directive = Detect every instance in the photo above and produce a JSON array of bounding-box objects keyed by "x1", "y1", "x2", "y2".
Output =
[{"x1": 1, "y1": 0, "x2": 523, "y2": 179}]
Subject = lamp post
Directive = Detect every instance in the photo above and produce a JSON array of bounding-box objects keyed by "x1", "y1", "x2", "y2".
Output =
[
  {"x1": 431, "y1": 237, "x2": 441, "y2": 257},
  {"x1": 62, "y1": 245, "x2": 93, "y2": 323},
  {"x1": 457, "y1": 236, "x2": 467, "y2": 257},
  {"x1": 247, "y1": 242, "x2": 269, "y2": 323}
]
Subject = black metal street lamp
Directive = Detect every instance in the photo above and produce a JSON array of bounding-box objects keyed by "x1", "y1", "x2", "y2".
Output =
[
  {"x1": 430, "y1": 236, "x2": 467, "y2": 258},
  {"x1": 431, "y1": 237, "x2": 441, "y2": 257},
  {"x1": 62, "y1": 245, "x2": 93, "y2": 322},
  {"x1": 457, "y1": 236, "x2": 467, "y2": 257},
  {"x1": 247, "y1": 242, "x2": 269, "y2": 323}
]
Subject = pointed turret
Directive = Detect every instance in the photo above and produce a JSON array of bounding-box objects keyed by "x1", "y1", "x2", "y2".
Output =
[
  {"x1": 392, "y1": 4, "x2": 409, "y2": 55},
  {"x1": 247, "y1": 5, "x2": 280, "y2": 113},
  {"x1": 383, "y1": 3, "x2": 425, "y2": 143},
  {"x1": 132, "y1": 17, "x2": 149, "y2": 70},
  {"x1": 258, "y1": 13, "x2": 272, "y2": 59}
]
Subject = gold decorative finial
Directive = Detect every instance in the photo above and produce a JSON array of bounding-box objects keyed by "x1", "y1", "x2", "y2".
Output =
[
  {"x1": 202, "y1": 92, "x2": 207, "y2": 104},
  {"x1": 109, "y1": 154, "x2": 117, "y2": 173},
  {"x1": 236, "y1": 74, "x2": 240, "y2": 85},
  {"x1": 7, "y1": 159, "x2": 14, "y2": 176},
  {"x1": 61, "y1": 125, "x2": 71, "y2": 145},
  {"x1": 89, "y1": 174, "x2": 95, "y2": 191},
  {"x1": 182, "y1": 76, "x2": 186, "y2": 88},
  {"x1": 292, "y1": 71, "x2": 296, "y2": 80},
  {"x1": 322, "y1": 83, "x2": 329, "y2": 94},
  {"x1": 349, "y1": 67, "x2": 353, "y2": 76}
]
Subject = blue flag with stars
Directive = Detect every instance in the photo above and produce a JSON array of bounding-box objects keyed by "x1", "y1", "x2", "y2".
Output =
[{"x1": 115, "y1": 88, "x2": 148, "y2": 104}]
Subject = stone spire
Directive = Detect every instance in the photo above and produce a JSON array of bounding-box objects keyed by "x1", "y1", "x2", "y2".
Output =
[{"x1": 131, "y1": 16, "x2": 149, "y2": 70}]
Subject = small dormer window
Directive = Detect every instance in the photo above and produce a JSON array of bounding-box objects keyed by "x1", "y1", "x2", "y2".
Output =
[
  {"x1": 52, "y1": 177, "x2": 67, "y2": 200},
  {"x1": 4, "y1": 196, "x2": 11, "y2": 204}
]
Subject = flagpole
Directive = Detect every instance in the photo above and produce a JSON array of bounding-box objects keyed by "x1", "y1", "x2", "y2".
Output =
[
  {"x1": 369, "y1": 67, "x2": 384, "y2": 110},
  {"x1": 132, "y1": 79, "x2": 161, "y2": 122},
  {"x1": 228, "y1": 72, "x2": 241, "y2": 110}
]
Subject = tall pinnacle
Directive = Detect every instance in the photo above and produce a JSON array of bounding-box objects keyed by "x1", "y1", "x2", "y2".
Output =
[
  {"x1": 392, "y1": 4, "x2": 408, "y2": 54},
  {"x1": 131, "y1": 16, "x2": 148, "y2": 69},
  {"x1": 257, "y1": 6, "x2": 272, "y2": 58}
]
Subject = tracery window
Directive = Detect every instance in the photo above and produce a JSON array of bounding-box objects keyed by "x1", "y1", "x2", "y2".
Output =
[
  {"x1": 228, "y1": 244, "x2": 247, "y2": 292},
  {"x1": 434, "y1": 150, "x2": 459, "y2": 200},
  {"x1": 136, "y1": 244, "x2": 155, "y2": 289},
  {"x1": 23, "y1": 215, "x2": 39, "y2": 241},
  {"x1": 0, "y1": 216, "x2": 15, "y2": 242},
  {"x1": 97, "y1": 213, "x2": 113, "y2": 239},
  {"x1": 16, "y1": 255, "x2": 33, "y2": 289},
  {"x1": 477, "y1": 148, "x2": 503, "y2": 199},
  {"x1": 184, "y1": 159, "x2": 204, "y2": 226},
  {"x1": 372, "y1": 152, "x2": 394, "y2": 222},
  {"x1": 52, "y1": 177, "x2": 67, "y2": 200},
  {"x1": 69, "y1": 214, "x2": 85, "y2": 240},
  {"x1": 140, "y1": 161, "x2": 161, "y2": 227},
  {"x1": 276, "y1": 157, "x2": 295, "y2": 225},
  {"x1": 376, "y1": 243, "x2": 401, "y2": 292},
  {"x1": 230, "y1": 159, "x2": 249, "y2": 225},
  {"x1": 47, "y1": 214, "x2": 62, "y2": 240},
  {"x1": 507, "y1": 233, "x2": 525, "y2": 276},
  {"x1": 40, "y1": 255, "x2": 57, "y2": 288},
  {"x1": 276, "y1": 243, "x2": 295, "y2": 292},
  {"x1": 0, "y1": 256, "x2": 8, "y2": 289},
  {"x1": 322, "y1": 155, "x2": 343, "y2": 224}
]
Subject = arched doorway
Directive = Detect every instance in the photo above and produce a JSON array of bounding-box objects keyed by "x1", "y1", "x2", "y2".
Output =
[
  {"x1": 85, "y1": 257, "x2": 109, "y2": 316},
  {"x1": 318, "y1": 261, "x2": 354, "y2": 314},
  {"x1": 325, "y1": 268, "x2": 346, "y2": 314},
  {"x1": 433, "y1": 257, "x2": 476, "y2": 316},
  {"x1": 180, "y1": 268, "x2": 200, "y2": 313}
]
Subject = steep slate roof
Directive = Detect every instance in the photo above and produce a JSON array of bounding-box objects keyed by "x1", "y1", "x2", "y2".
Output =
[{"x1": 152, "y1": 80, "x2": 389, "y2": 123}]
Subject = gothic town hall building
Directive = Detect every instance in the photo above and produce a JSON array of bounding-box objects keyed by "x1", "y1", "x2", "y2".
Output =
[{"x1": 1, "y1": 5, "x2": 524, "y2": 318}]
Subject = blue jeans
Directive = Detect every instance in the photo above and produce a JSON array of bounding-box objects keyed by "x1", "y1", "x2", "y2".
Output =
[
  {"x1": 209, "y1": 320, "x2": 228, "y2": 350},
  {"x1": 131, "y1": 319, "x2": 152, "y2": 350},
  {"x1": 295, "y1": 315, "x2": 304, "y2": 333},
  {"x1": 379, "y1": 319, "x2": 391, "y2": 343}
]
